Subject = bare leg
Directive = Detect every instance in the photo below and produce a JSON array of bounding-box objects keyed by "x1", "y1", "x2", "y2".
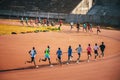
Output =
[
  {"x1": 77, "y1": 54, "x2": 81, "y2": 62},
  {"x1": 67, "y1": 56, "x2": 70, "y2": 64},
  {"x1": 48, "y1": 58, "x2": 51, "y2": 65},
  {"x1": 42, "y1": 58, "x2": 47, "y2": 61},
  {"x1": 33, "y1": 60, "x2": 36, "y2": 66}
]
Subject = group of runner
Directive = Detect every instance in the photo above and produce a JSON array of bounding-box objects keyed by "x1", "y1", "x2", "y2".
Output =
[
  {"x1": 70, "y1": 22, "x2": 101, "y2": 34},
  {"x1": 87, "y1": 42, "x2": 105, "y2": 62},
  {"x1": 20, "y1": 17, "x2": 56, "y2": 27},
  {"x1": 20, "y1": 17, "x2": 101, "y2": 34},
  {"x1": 25, "y1": 42, "x2": 105, "y2": 68}
]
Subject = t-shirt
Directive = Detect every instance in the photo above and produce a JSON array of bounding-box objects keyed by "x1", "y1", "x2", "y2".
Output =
[
  {"x1": 94, "y1": 46, "x2": 99, "y2": 50},
  {"x1": 70, "y1": 22, "x2": 73, "y2": 25},
  {"x1": 83, "y1": 24, "x2": 86, "y2": 28},
  {"x1": 100, "y1": 45, "x2": 105, "y2": 51},
  {"x1": 57, "y1": 50, "x2": 62, "y2": 57},
  {"x1": 30, "y1": 49, "x2": 36, "y2": 57},
  {"x1": 45, "y1": 48, "x2": 50, "y2": 56},
  {"x1": 21, "y1": 17, "x2": 23, "y2": 21},
  {"x1": 68, "y1": 48, "x2": 72, "y2": 56},
  {"x1": 90, "y1": 24, "x2": 92, "y2": 28},
  {"x1": 87, "y1": 46, "x2": 92, "y2": 52},
  {"x1": 77, "y1": 47, "x2": 82, "y2": 53},
  {"x1": 97, "y1": 26, "x2": 100, "y2": 30}
]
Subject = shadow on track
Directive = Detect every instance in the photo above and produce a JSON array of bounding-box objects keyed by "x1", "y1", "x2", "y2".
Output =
[{"x1": 0, "y1": 53, "x2": 120, "y2": 73}]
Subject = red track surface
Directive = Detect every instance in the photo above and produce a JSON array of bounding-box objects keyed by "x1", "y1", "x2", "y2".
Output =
[{"x1": 0, "y1": 20, "x2": 120, "y2": 80}]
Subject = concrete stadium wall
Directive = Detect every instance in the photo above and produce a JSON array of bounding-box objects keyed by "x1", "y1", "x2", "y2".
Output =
[
  {"x1": 0, "y1": 10, "x2": 67, "y2": 19},
  {"x1": 71, "y1": 0, "x2": 93, "y2": 14},
  {"x1": 68, "y1": 0, "x2": 120, "y2": 26},
  {"x1": 95, "y1": 0, "x2": 120, "y2": 6},
  {"x1": 65, "y1": 14, "x2": 120, "y2": 26}
]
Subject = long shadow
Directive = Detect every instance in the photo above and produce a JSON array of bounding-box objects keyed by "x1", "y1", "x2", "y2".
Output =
[
  {"x1": 0, "y1": 60, "x2": 86, "y2": 73},
  {"x1": 0, "y1": 53, "x2": 120, "y2": 73}
]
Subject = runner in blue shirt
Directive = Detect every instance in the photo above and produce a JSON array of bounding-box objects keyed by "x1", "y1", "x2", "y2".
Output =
[
  {"x1": 67, "y1": 46, "x2": 73, "y2": 64},
  {"x1": 56, "y1": 48, "x2": 62, "y2": 65}
]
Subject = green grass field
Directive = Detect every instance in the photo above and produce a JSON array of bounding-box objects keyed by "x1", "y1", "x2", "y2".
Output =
[{"x1": 0, "y1": 24, "x2": 59, "y2": 35}]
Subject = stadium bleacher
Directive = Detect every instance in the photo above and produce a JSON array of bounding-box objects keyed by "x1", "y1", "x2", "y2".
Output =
[{"x1": 0, "y1": 0, "x2": 82, "y2": 13}]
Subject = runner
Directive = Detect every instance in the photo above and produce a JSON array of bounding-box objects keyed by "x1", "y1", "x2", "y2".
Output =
[
  {"x1": 43, "y1": 19, "x2": 47, "y2": 26},
  {"x1": 25, "y1": 17, "x2": 28, "y2": 25},
  {"x1": 76, "y1": 22, "x2": 80, "y2": 32},
  {"x1": 97, "y1": 25, "x2": 101, "y2": 35},
  {"x1": 87, "y1": 23, "x2": 90, "y2": 32},
  {"x1": 70, "y1": 22, "x2": 74, "y2": 30},
  {"x1": 46, "y1": 19, "x2": 49, "y2": 26},
  {"x1": 87, "y1": 44, "x2": 92, "y2": 62},
  {"x1": 30, "y1": 19, "x2": 33, "y2": 26},
  {"x1": 56, "y1": 48, "x2": 62, "y2": 65},
  {"x1": 83, "y1": 23, "x2": 87, "y2": 32},
  {"x1": 67, "y1": 45, "x2": 73, "y2": 64},
  {"x1": 39, "y1": 46, "x2": 52, "y2": 66},
  {"x1": 58, "y1": 20, "x2": 62, "y2": 30},
  {"x1": 90, "y1": 23, "x2": 93, "y2": 32},
  {"x1": 75, "y1": 44, "x2": 82, "y2": 63},
  {"x1": 99, "y1": 42, "x2": 106, "y2": 58},
  {"x1": 20, "y1": 17, "x2": 24, "y2": 25},
  {"x1": 35, "y1": 18, "x2": 39, "y2": 26},
  {"x1": 93, "y1": 43, "x2": 99, "y2": 60},
  {"x1": 38, "y1": 17, "x2": 41, "y2": 25},
  {"x1": 25, "y1": 47, "x2": 37, "y2": 67}
]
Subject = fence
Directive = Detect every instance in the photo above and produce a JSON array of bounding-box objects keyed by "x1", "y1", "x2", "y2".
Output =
[
  {"x1": 0, "y1": 10, "x2": 67, "y2": 19},
  {"x1": 66, "y1": 14, "x2": 120, "y2": 26},
  {"x1": 0, "y1": 10, "x2": 119, "y2": 26}
]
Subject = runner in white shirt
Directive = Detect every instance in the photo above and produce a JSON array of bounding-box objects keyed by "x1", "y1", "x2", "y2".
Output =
[
  {"x1": 75, "y1": 44, "x2": 82, "y2": 63},
  {"x1": 93, "y1": 43, "x2": 99, "y2": 60},
  {"x1": 25, "y1": 47, "x2": 37, "y2": 67}
]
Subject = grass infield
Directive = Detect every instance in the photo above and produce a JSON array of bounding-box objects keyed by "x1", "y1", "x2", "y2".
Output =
[{"x1": 0, "y1": 24, "x2": 59, "y2": 35}]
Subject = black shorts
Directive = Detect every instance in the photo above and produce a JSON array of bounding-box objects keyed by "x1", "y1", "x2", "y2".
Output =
[
  {"x1": 78, "y1": 53, "x2": 81, "y2": 55},
  {"x1": 58, "y1": 56, "x2": 61, "y2": 60},
  {"x1": 101, "y1": 49, "x2": 104, "y2": 53},
  {"x1": 31, "y1": 57, "x2": 34, "y2": 62},
  {"x1": 94, "y1": 50, "x2": 98, "y2": 55}
]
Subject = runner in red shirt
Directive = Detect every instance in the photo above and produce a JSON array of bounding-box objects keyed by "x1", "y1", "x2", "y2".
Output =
[
  {"x1": 87, "y1": 44, "x2": 92, "y2": 62},
  {"x1": 58, "y1": 20, "x2": 62, "y2": 30},
  {"x1": 97, "y1": 25, "x2": 101, "y2": 35}
]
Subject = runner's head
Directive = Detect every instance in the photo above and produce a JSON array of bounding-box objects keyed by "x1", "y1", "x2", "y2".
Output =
[
  {"x1": 79, "y1": 44, "x2": 81, "y2": 47},
  {"x1": 95, "y1": 43, "x2": 97, "y2": 46},
  {"x1": 33, "y1": 47, "x2": 35, "y2": 50},
  {"x1": 47, "y1": 45, "x2": 50, "y2": 49},
  {"x1": 58, "y1": 48, "x2": 60, "y2": 50},
  {"x1": 102, "y1": 42, "x2": 104, "y2": 44},
  {"x1": 88, "y1": 44, "x2": 90, "y2": 46}
]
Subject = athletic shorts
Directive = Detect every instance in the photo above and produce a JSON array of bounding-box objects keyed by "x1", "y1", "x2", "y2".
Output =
[
  {"x1": 31, "y1": 57, "x2": 34, "y2": 62},
  {"x1": 94, "y1": 50, "x2": 98, "y2": 56},
  {"x1": 101, "y1": 50, "x2": 104, "y2": 53},
  {"x1": 57, "y1": 56, "x2": 61, "y2": 60},
  {"x1": 87, "y1": 51, "x2": 91, "y2": 56},
  {"x1": 45, "y1": 54, "x2": 50, "y2": 58},
  {"x1": 78, "y1": 53, "x2": 81, "y2": 55}
]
